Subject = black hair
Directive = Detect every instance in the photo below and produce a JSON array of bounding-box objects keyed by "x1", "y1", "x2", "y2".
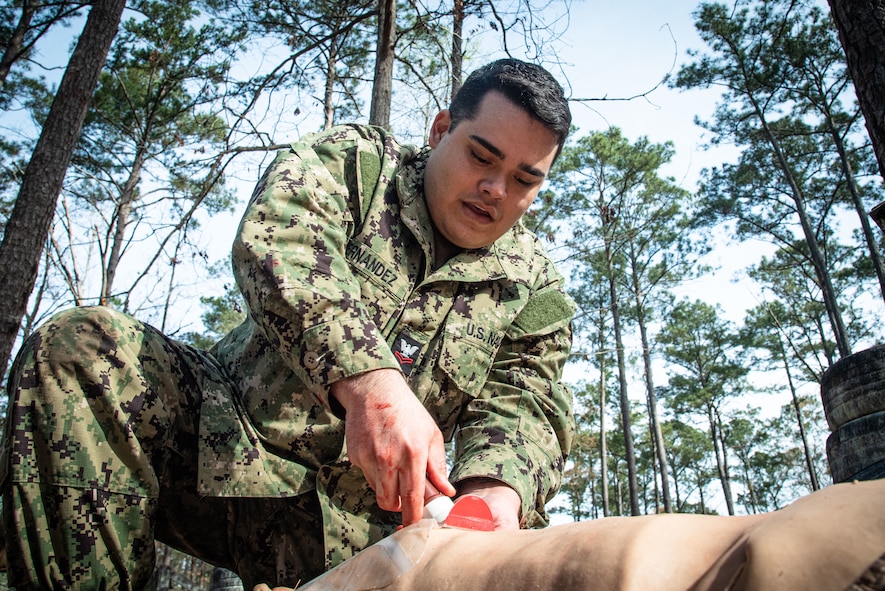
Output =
[{"x1": 449, "y1": 58, "x2": 572, "y2": 159}]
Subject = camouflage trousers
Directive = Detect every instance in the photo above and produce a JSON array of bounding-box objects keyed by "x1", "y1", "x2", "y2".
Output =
[{"x1": 1, "y1": 306, "x2": 327, "y2": 590}]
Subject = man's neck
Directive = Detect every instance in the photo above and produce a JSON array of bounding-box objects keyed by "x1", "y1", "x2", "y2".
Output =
[{"x1": 432, "y1": 227, "x2": 462, "y2": 270}]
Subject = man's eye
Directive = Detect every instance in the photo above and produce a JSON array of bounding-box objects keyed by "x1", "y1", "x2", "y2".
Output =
[
  {"x1": 471, "y1": 150, "x2": 491, "y2": 165},
  {"x1": 515, "y1": 177, "x2": 534, "y2": 187}
]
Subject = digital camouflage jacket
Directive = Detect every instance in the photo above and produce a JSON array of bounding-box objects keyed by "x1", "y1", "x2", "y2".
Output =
[{"x1": 202, "y1": 124, "x2": 576, "y2": 566}]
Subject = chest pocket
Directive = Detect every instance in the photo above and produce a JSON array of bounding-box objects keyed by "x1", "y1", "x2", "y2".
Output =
[{"x1": 438, "y1": 282, "x2": 526, "y2": 397}]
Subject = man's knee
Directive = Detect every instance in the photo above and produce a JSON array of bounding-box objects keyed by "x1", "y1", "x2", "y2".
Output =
[
  {"x1": 11, "y1": 306, "x2": 138, "y2": 378},
  {"x1": 5, "y1": 305, "x2": 171, "y2": 490}
]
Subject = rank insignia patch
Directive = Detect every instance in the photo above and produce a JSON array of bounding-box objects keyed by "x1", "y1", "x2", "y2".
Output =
[{"x1": 392, "y1": 331, "x2": 422, "y2": 375}]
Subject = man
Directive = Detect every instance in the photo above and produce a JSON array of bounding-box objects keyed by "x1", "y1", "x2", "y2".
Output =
[{"x1": 1, "y1": 58, "x2": 575, "y2": 590}]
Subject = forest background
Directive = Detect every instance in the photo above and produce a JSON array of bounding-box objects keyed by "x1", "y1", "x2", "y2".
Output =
[{"x1": 1, "y1": 0, "x2": 883, "y2": 587}]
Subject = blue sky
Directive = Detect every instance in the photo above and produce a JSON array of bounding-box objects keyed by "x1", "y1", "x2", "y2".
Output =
[{"x1": 548, "y1": 0, "x2": 727, "y2": 190}]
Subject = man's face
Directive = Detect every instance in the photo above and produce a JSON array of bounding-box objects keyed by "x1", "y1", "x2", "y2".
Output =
[{"x1": 423, "y1": 91, "x2": 560, "y2": 254}]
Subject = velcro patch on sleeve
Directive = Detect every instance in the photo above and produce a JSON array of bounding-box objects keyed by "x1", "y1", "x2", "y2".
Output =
[
  {"x1": 358, "y1": 151, "x2": 381, "y2": 198},
  {"x1": 512, "y1": 288, "x2": 575, "y2": 335}
]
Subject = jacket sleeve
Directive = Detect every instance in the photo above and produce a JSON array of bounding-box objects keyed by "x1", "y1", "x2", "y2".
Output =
[
  {"x1": 450, "y1": 247, "x2": 576, "y2": 528},
  {"x1": 231, "y1": 125, "x2": 401, "y2": 409}
]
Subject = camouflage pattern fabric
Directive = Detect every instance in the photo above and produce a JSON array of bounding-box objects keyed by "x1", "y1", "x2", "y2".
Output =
[
  {"x1": 1, "y1": 123, "x2": 575, "y2": 589},
  {"x1": 0, "y1": 307, "x2": 331, "y2": 589}
]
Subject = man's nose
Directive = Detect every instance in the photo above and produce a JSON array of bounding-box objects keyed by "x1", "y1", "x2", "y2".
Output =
[{"x1": 479, "y1": 175, "x2": 506, "y2": 200}]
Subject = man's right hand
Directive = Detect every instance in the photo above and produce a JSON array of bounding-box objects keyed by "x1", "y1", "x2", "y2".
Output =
[{"x1": 330, "y1": 368, "x2": 456, "y2": 526}]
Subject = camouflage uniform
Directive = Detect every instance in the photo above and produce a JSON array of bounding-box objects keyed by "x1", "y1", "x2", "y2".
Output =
[{"x1": 1, "y1": 124, "x2": 575, "y2": 590}]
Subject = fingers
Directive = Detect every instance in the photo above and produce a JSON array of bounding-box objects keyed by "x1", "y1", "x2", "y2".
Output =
[
  {"x1": 365, "y1": 445, "x2": 426, "y2": 519},
  {"x1": 372, "y1": 461, "x2": 402, "y2": 512},
  {"x1": 456, "y1": 479, "x2": 522, "y2": 531},
  {"x1": 426, "y1": 433, "x2": 456, "y2": 498},
  {"x1": 399, "y1": 468, "x2": 425, "y2": 527},
  {"x1": 332, "y1": 368, "x2": 454, "y2": 524},
  {"x1": 366, "y1": 440, "x2": 444, "y2": 526}
]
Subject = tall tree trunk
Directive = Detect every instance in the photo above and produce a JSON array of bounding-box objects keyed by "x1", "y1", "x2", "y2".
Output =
[
  {"x1": 642, "y1": 358, "x2": 672, "y2": 513},
  {"x1": 599, "y1": 350, "x2": 610, "y2": 517},
  {"x1": 826, "y1": 0, "x2": 885, "y2": 181},
  {"x1": 450, "y1": 0, "x2": 465, "y2": 102},
  {"x1": 629, "y1": 256, "x2": 673, "y2": 513},
  {"x1": 0, "y1": 0, "x2": 127, "y2": 376},
  {"x1": 778, "y1": 335, "x2": 820, "y2": 491},
  {"x1": 826, "y1": 119, "x2": 885, "y2": 299},
  {"x1": 672, "y1": 460, "x2": 682, "y2": 510},
  {"x1": 0, "y1": 0, "x2": 38, "y2": 88},
  {"x1": 0, "y1": 1, "x2": 86, "y2": 89},
  {"x1": 707, "y1": 403, "x2": 735, "y2": 515},
  {"x1": 50, "y1": 196, "x2": 86, "y2": 305},
  {"x1": 369, "y1": 0, "x2": 395, "y2": 128},
  {"x1": 323, "y1": 42, "x2": 338, "y2": 130},
  {"x1": 160, "y1": 239, "x2": 184, "y2": 333},
  {"x1": 752, "y1": 102, "x2": 852, "y2": 358},
  {"x1": 737, "y1": 453, "x2": 760, "y2": 514},
  {"x1": 101, "y1": 151, "x2": 145, "y2": 306},
  {"x1": 604, "y1": 235, "x2": 640, "y2": 515},
  {"x1": 698, "y1": 472, "x2": 707, "y2": 514}
]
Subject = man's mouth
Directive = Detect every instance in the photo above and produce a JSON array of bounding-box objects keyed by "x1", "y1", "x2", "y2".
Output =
[{"x1": 466, "y1": 202, "x2": 494, "y2": 220}]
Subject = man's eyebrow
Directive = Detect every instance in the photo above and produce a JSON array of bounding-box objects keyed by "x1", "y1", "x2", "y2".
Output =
[
  {"x1": 469, "y1": 134, "x2": 547, "y2": 179},
  {"x1": 470, "y1": 134, "x2": 505, "y2": 160}
]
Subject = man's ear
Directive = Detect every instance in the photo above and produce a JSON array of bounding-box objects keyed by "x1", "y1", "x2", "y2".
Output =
[{"x1": 428, "y1": 110, "x2": 452, "y2": 148}]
